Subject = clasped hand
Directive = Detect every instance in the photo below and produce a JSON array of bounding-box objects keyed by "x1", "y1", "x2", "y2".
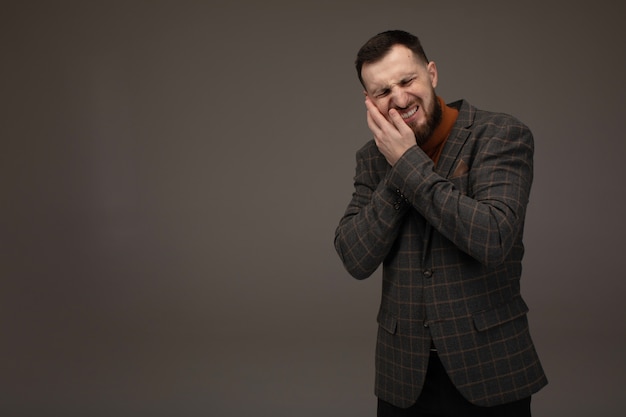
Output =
[{"x1": 365, "y1": 97, "x2": 416, "y2": 166}]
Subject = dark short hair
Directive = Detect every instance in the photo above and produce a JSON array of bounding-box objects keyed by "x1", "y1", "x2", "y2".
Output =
[{"x1": 355, "y1": 30, "x2": 429, "y2": 88}]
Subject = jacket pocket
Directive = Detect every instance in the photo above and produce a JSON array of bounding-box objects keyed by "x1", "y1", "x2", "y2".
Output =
[
  {"x1": 472, "y1": 296, "x2": 529, "y2": 331},
  {"x1": 449, "y1": 172, "x2": 470, "y2": 196},
  {"x1": 377, "y1": 309, "x2": 397, "y2": 334}
]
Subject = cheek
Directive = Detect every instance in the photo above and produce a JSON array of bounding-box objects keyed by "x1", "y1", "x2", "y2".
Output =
[{"x1": 372, "y1": 99, "x2": 389, "y2": 115}]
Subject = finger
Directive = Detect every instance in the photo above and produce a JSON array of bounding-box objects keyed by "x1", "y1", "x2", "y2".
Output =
[
  {"x1": 365, "y1": 98, "x2": 390, "y2": 129},
  {"x1": 365, "y1": 99, "x2": 384, "y2": 133},
  {"x1": 388, "y1": 108, "x2": 415, "y2": 136},
  {"x1": 388, "y1": 108, "x2": 407, "y2": 129},
  {"x1": 366, "y1": 109, "x2": 382, "y2": 139}
]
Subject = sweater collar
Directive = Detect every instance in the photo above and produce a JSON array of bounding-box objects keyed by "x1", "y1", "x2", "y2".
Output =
[{"x1": 421, "y1": 96, "x2": 459, "y2": 164}]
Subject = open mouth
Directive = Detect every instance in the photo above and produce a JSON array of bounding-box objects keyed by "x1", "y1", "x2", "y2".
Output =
[{"x1": 400, "y1": 107, "x2": 418, "y2": 120}]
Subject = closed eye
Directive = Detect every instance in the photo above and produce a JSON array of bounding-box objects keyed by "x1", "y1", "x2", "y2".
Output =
[{"x1": 375, "y1": 89, "x2": 390, "y2": 98}]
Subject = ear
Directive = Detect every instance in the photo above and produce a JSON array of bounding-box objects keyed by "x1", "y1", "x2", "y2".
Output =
[{"x1": 427, "y1": 61, "x2": 438, "y2": 89}]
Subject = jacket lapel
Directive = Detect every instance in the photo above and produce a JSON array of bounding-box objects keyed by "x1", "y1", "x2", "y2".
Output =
[{"x1": 435, "y1": 100, "x2": 474, "y2": 178}]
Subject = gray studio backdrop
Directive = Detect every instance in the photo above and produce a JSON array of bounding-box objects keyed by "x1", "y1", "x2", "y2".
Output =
[{"x1": 2, "y1": 1, "x2": 625, "y2": 416}]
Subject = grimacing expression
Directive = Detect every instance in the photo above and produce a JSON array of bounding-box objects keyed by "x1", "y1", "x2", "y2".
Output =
[{"x1": 361, "y1": 45, "x2": 440, "y2": 145}]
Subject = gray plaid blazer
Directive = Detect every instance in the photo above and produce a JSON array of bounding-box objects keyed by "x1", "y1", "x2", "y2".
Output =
[{"x1": 334, "y1": 99, "x2": 547, "y2": 408}]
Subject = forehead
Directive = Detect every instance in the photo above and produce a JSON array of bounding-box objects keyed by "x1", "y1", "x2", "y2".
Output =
[{"x1": 361, "y1": 45, "x2": 424, "y2": 91}]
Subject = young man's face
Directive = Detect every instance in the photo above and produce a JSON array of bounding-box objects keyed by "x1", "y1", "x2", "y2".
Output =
[{"x1": 361, "y1": 44, "x2": 440, "y2": 144}]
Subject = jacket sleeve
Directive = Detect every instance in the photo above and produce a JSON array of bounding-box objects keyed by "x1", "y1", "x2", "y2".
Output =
[
  {"x1": 388, "y1": 115, "x2": 534, "y2": 266},
  {"x1": 334, "y1": 144, "x2": 410, "y2": 279}
]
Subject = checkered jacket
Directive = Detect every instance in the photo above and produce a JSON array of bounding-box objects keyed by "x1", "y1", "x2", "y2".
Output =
[{"x1": 334, "y1": 99, "x2": 547, "y2": 407}]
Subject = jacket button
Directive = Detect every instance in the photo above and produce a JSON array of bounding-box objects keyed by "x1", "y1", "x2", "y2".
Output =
[
  {"x1": 423, "y1": 321, "x2": 429, "y2": 328},
  {"x1": 423, "y1": 269, "x2": 432, "y2": 278}
]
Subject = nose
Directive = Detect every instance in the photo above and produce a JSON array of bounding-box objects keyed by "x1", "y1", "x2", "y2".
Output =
[{"x1": 390, "y1": 87, "x2": 409, "y2": 109}]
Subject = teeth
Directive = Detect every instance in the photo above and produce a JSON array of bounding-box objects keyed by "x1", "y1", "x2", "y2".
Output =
[{"x1": 401, "y1": 107, "x2": 417, "y2": 119}]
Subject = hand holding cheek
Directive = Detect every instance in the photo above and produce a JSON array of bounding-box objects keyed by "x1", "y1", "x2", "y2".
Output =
[{"x1": 365, "y1": 97, "x2": 416, "y2": 166}]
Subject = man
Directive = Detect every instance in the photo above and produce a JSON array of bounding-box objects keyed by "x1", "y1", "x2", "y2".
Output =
[{"x1": 334, "y1": 30, "x2": 547, "y2": 416}]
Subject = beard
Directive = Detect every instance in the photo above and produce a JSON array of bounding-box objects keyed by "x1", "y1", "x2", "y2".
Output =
[{"x1": 411, "y1": 93, "x2": 442, "y2": 146}]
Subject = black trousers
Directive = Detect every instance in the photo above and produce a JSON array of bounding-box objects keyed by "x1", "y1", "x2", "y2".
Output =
[{"x1": 377, "y1": 351, "x2": 531, "y2": 417}]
